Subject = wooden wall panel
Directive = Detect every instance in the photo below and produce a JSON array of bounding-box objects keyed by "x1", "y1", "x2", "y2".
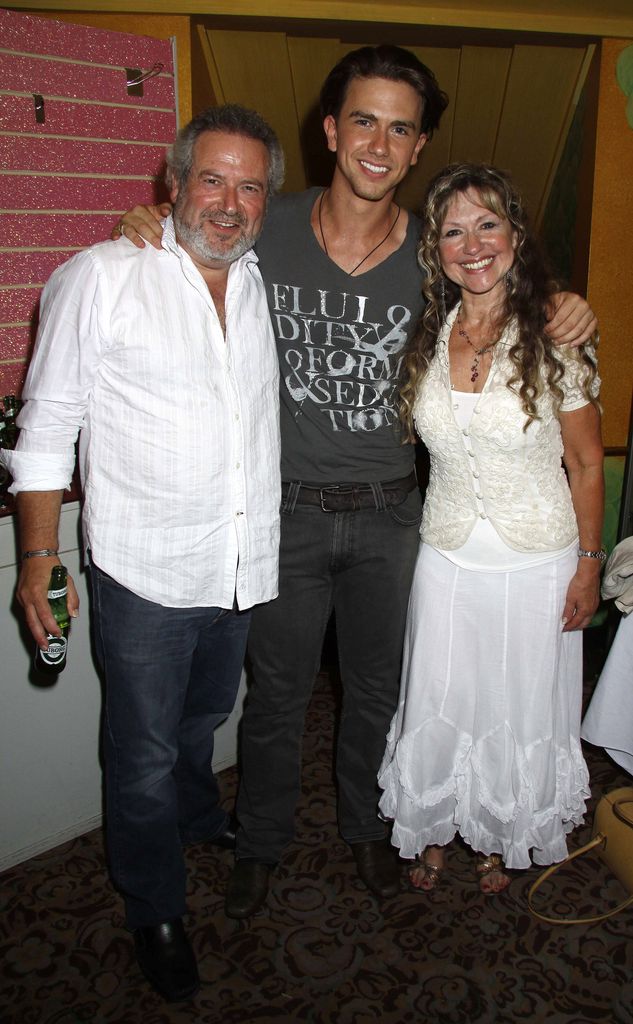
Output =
[
  {"x1": 493, "y1": 45, "x2": 587, "y2": 219},
  {"x1": 287, "y1": 37, "x2": 364, "y2": 187},
  {"x1": 395, "y1": 46, "x2": 460, "y2": 213},
  {"x1": 450, "y1": 46, "x2": 512, "y2": 163},
  {"x1": 587, "y1": 39, "x2": 633, "y2": 448},
  {"x1": 204, "y1": 29, "x2": 307, "y2": 192},
  {"x1": 287, "y1": 35, "x2": 342, "y2": 127},
  {"x1": 192, "y1": 25, "x2": 591, "y2": 234}
]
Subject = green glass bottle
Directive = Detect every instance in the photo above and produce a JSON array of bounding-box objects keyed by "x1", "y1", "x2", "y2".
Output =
[
  {"x1": 2, "y1": 395, "x2": 19, "y2": 449},
  {"x1": 34, "y1": 565, "x2": 70, "y2": 675},
  {"x1": 0, "y1": 419, "x2": 8, "y2": 505}
]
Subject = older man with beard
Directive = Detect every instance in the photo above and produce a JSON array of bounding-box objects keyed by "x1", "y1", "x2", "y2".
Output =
[{"x1": 1, "y1": 105, "x2": 283, "y2": 1003}]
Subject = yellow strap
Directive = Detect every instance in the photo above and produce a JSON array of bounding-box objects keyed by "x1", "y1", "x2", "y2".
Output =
[{"x1": 528, "y1": 832, "x2": 633, "y2": 925}]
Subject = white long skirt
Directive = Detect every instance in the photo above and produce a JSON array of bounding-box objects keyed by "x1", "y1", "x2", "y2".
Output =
[{"x1": 378, "y1": 544, "x2": 590, "y2": 869}]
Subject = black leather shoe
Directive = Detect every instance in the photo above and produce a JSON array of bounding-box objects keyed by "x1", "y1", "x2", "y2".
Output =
[
  {"x1": 133, "y1": 918, "x2": 199, "y2": 1002},
  {"x1": 225, "y1": 860, "x2": 271, "y2": 919},
  {"x1": 210, "y1": 815, "x2": 238, "y2": 851},
  {"x1": 351, "y1": 838, "x2": 400, "y2": 898}
]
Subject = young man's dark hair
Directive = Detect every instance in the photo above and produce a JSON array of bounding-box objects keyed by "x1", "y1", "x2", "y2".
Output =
[{"x1": 319, "y1": 43, "x2": 449, "y2": 138}]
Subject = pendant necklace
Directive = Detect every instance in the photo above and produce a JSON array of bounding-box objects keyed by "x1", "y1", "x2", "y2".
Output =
[
  {"x1": 456, "y1": 313, "x2": 498, "y2": 383},
  {"x1": 318, "y1": 189, "x2": 401, "y2": 276}
]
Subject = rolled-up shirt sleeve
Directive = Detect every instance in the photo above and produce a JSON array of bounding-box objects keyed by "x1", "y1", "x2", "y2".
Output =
[{"x1": 1, "y1": 248, "x2": 107, "y2": 494}]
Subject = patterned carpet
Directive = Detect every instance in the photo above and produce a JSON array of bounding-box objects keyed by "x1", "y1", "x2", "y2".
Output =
[{"x1": 2, "y1": 640, "x2": 633, "y2": 1024}]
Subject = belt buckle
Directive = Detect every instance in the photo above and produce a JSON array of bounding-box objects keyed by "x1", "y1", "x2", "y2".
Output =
[{"x1": 319, "y1": 486, "x2": 338, "y2": 512}]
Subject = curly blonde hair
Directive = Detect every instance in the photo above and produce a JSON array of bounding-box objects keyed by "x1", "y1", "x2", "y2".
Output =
[{"x1": 400, "y1": 163, "x2": 598, "y2": 441}]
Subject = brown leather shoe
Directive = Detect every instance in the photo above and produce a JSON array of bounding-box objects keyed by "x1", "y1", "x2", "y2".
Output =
[
  {"x1": 225, "y1": 860, "x2": 272, "y2": 919},
  {"x1": 351, "y1": 838, "x2": 400, "y2": 898}
]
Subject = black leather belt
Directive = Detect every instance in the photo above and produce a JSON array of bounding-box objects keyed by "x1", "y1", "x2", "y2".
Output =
[{"x1": 282, "y1": 472, "x2": 417, "y2": 513}]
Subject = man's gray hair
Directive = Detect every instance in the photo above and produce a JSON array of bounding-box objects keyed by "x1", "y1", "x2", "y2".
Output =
[{"x1": 165, "y1": 104, "x2": 285, "y2": 196}]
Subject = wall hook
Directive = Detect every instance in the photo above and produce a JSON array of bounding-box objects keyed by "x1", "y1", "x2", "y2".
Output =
[
  {"x1": 33, "y1": 94, "x2": 45, "y2": 124},
  {"x1": 125, "y1": 62, "x2": 164, "y2": 98}
]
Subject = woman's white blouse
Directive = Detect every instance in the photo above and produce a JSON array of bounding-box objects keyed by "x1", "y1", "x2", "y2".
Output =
[{"x1": 412, "y1": 305, "x2": 600, "y2": 553}]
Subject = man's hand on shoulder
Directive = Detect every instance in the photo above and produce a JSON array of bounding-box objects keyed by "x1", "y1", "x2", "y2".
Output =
[
  {"x1": 545, "y1": 292, "x2": 598, "y2": 348},
  {"x1": 17, "y1": 557, "x2": 79, "y2": 650},
  {"x1": 111, "y1": 203, "x2": 171, "y2": 250}
]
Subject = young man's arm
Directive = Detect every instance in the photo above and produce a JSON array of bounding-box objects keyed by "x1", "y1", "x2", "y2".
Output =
[
  {"x1": 545, "y1": 292, "x2": 598, "y2": 347},
  {"x1": 113, "y1": 203, "x2": 171, "y2": 250},
  {"x1": 111, "y1": 204, "x2": 598, "y2": 347}
]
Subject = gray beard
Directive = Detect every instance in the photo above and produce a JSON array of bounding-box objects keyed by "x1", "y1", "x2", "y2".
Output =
[{"x1": 174, "y1": 208, "x2": 258, "y2": 265}]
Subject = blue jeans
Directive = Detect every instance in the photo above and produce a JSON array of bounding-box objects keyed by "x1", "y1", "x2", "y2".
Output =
[
  {"x1": 89, "y1": 563, "x2": 251, "y2": 929},
  {"x1": 236, "y1": 484, "x2": 422, "y2": 862}
]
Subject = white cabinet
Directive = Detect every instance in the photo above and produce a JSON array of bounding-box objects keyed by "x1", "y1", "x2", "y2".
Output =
[{"x1": 0, "y1": 503, "x2": 246, "y2": 870}]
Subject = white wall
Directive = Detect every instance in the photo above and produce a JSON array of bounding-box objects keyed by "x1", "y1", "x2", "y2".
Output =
[{"x1": 0, "y1": 502, "x2": 246, "y2": 870}]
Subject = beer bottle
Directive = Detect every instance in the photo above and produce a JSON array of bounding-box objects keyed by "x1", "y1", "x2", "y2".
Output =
[
  {"x1": 34, "y1": 565, "x2": 70, "y2": 675},
  {"x1": 2, "y1": 395, "x2": 19, "y2": 449},
  {"x1": 0, "y1": 419, "x2": 11, "y2": 510}
]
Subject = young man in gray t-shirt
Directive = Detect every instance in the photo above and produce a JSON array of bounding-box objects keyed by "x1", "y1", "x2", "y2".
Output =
[{"x1": 116, "y1": 46, "x2": 597, "y2": 918}]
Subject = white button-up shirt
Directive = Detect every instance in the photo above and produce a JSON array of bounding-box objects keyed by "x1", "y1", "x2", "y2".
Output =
[{"x1": 3, "y1": 217, "x2": 281, "y2": 609}]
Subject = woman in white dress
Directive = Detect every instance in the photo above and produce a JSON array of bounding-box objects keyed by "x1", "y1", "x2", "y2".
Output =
[{"x1": 378, "y1": 164, "x2": 604, "y2": 894}]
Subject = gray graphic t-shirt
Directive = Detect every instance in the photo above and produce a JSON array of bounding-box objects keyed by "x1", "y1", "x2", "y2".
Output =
[{"x1": 256, "y1": 188, "x2": 424, "y2": 483}]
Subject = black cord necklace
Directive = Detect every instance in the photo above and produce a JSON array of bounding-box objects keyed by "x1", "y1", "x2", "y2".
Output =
[{"x1": 317, "y1": 189, "x2": 401, "y2": 276}]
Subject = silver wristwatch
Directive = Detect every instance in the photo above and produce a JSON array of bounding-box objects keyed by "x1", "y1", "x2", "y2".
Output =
[{"x1": 577, "y1": 547, "x2": 607, "y2": 562}]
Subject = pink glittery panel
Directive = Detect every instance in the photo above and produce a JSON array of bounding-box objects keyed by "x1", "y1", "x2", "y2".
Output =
[
  {"x1": 0, "y1": 137, "x2": 171, "y2": 176},
  {"x1": 0, "y1": 54, "x2": 175, "y2": 108},
  {"x1": 3, "y1": 96, "x2": 176, "y2": 140},
  {"x1": 0, "y1": 326, "x2": 33, "y2": 362},
  {"x1": 0, "y1": 363, "x2": 28, "y2": 397},
  {"x1": 0, "y1": 9, "x2": 174, "y2": 71},
  {"x1": 0, "y1": 7, "x2": 177, "y2": 397},
  {"x1": 0, "y1": 287, "x2": 41, "y2": 324},
  {"x1": 4, "y1": 176, "x2": 164, "y2": 212},
  {"x1": 2, "y1": 213, "x2": 146, "y2": 249},
  {"x1": 0, "y1": 251, "x2": 80, "y2": 286}
]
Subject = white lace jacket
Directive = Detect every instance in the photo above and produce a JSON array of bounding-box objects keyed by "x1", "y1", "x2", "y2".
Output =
[{"x1": 413, "y1": 306, "x2": 600, "y2": 552}]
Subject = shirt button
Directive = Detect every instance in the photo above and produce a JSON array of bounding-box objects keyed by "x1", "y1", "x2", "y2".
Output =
[
  {"x1": 475, "y1": 492, "x2": 483, "y2": 500},
  {"x1": 235, "y1": 462, "x2": 241, "y2": 469},
  {"x1": 462, "y1": 428, "x2": 469, "y2": 436},
  {"x1": 236, "y1": 511, "x2": 244, "y2": 517},
  {"x1": 468, "y1": 450, "x2": 475, "y2": 459},
  {"x1": 479, "y1": 512, "x2": 487, "y2": 519},
  {"x1": 472, "y1": 471, "x2": 480, "y2": 478}
]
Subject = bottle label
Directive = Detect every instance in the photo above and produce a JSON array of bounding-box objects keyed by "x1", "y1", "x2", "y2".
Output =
[
  {"x1": 40, "y1": 635, "x2": 68, "y2": 665},
  {"x1": 48, "y1": 586, "x2": 68, "y2": 600}
]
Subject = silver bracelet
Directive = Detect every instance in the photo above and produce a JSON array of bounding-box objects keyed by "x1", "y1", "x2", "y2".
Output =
[
  {"x1": 577, "y1": 547, "x2": 607, "y2": 562},
  {"x1": 22, "y1": 549, "x2": 59, "y2": 560}
]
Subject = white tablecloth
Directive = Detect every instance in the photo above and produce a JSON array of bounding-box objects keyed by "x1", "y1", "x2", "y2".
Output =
[{"x1": 582, "y1": 612, "x2": 633, "y2": 776}]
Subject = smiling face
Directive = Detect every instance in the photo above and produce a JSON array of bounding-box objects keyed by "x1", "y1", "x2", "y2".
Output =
[
  {"x1": 438, "y1": 189, "x2": 518, "y2": 300},
  {"x1": 323, "y1": 76, "x2": 427, "y2": 203},
  {"x1": 170, "y1": 130, "x2": 269, "y2": 268}
]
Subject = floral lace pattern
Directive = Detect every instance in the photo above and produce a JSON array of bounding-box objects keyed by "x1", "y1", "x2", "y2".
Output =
[{"x1": 413, "y1": 308, "x2": 600, "y2": 552}]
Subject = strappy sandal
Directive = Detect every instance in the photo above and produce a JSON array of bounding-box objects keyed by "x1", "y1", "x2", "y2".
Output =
[
  {"x1": 409, "y1": 852, "x2": 445, "y2": 892},
  {"x1": 476, "y1": 853, "x2": 511, "y2": 895}
]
